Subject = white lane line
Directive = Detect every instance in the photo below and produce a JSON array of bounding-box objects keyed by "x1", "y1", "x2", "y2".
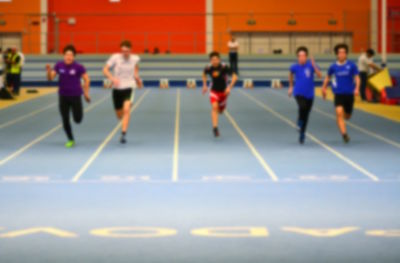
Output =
[
  {"x1": 225, "y1": 110, "x2": 279, "y2": 182},
  {"x1": 0, "y1": 91, "x2": 56, "y2": 111},
  {"x1": 3, "y1": 177, "x2": 400, "y2": 185},
  {"x1": 172, "y1": 89, "x2": 181, "y2": 182},
  {"x1": 240, "y1": 90, "x2": 379, "y2": 182},
  {"x1": 100, "y1": 175, "x2": 151, "y2": 182},
  {"x1": 0, "y1": 103, "x2": 57, "y2": 130},
  {"x1": 2, "y1": 176, "x2": 50, "y2": 182},
  {"x1": 202, "y1": 175, "x2": 253, "y2": 182},
  {"x1": 313, "y1": 107, "x2": 400, "y2": 149},
  {"x1": 71, "y1": 90, "x2": 150, "y2": 183},
  {"x1": 0, "y1": 94, "x2": 110, "y2": 166},
  {"x1": 271, "y1": 89, "x2": 400, "y2": 150}
]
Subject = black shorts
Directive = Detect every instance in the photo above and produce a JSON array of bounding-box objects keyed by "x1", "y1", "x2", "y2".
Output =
[
  {"x1": 6, "y1": 73, "x2": 13, "y2": 85},
  {"x1": 112, "y1": 88, "x2": 133, "y2": 110},
  {"x1": 334, "y1": 94, "x2": 355, "y2": 115},
  {"x1": 6, "y1": 74, "x2": 21, "y2": 87}
]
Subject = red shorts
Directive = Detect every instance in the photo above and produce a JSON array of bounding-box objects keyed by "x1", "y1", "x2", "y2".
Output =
[{"x1": 209, "y1": 90, "x2": 228, "y2": 112}]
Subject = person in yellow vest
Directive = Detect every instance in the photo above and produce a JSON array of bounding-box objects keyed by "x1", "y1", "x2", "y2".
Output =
[
  {"x1": 4, "y1": 48, "x2": 12, "y2": 90},
  {"x1": 8, "y1": 48, "x2": 22, "y2": 96},
  {"x1": 0, "y1": 47, "x2": 4, "y2": 89}
]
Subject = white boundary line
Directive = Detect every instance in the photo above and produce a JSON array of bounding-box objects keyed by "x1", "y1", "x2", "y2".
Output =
[
  {"x1": 0, "y1": 102, "x2": 57, "y2": 130},
  {"x1": 71, "y1": 90, "x2": 150, "y2": 183},
  {"x1": 240, "y1": 90, "x2": 379, "y2": 182},
  {"x1": 270, "y1": 89, "x2": 400, "y2": 149},
  {"x1": 172, "y1": 89, "x2": 180, "y2": 182},
  {"x1": 0, "y1": 94, "x2": 110, "y2": 166},
  {"x1": 225, "y1": 110, "x2": 279, "y2": 182}
]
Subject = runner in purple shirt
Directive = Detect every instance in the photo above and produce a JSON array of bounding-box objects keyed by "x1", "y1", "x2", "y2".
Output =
[{"x1": 46, "y1": 45, "x2": 91, "y2": 148}]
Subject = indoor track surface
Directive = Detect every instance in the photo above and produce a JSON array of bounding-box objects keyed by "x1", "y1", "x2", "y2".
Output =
[{"x1": 0, "y1": 88, "x2": 399, "y2": 263}]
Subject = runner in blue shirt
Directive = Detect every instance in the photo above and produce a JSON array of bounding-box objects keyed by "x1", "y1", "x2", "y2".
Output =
[
  {"x1": 289, "y1": 46, "x2": 322, "y2": 144},
  {"x1": 322, "y1": 43, "x2": 360, "y2": 143}
]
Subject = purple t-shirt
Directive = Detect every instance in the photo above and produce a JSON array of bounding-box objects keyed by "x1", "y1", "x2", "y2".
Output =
[{"x1": 54, "y1": 61, "x2": 86, "y2": 96}]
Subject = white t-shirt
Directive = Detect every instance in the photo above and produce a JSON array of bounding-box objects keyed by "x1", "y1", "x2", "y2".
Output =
[
  {"x1": 358, "y1": 53, "x2": 373, "y2": 73},
  {"x1": 18, "y1": 52, "x2": 25, "y2": 67},
  {"x1": 106, "y1": 53, "x2": 140, "y2": 89},
  {"x1": 228, "y1": 41, "x2": 239, "y2": 52}
]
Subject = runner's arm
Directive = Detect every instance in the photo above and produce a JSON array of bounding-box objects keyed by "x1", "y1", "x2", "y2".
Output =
[
  {"x1": 46, "y1": 64, "x2": 57, "y2": 81},
  {"x1": 134, "y1": 64, "x2": 143, "y2": 88},
  {"x1": 82, "y1": 73, "x2": 90, "y2": 101}
]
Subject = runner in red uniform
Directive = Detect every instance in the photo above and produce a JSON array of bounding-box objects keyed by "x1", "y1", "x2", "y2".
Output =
[{"x1": 202, "y1": 51, "x2": 238, "y2": 137}]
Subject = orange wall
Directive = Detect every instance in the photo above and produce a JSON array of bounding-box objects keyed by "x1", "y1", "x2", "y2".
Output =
[
  {"x1": 48, "y1": 0, "x2": 206, "y2": 54},
  {"x1": 378, "y1": 0, "x2": 400, "y2": 53},
  {"x1": 0, "y1": 0, "x2": 382, "y2": 54},
  {"x1": 0, "y1": 0, "x2": 42, "y2": 53},
  {"x1": 213, "y1": 0, "x2": 371, "y2": 53}
]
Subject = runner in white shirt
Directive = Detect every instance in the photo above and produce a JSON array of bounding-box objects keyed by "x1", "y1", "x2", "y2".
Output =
[
  {"x1": 227, "y1": 35, "x2": 239, "y2": 74},
  {"x1": 103, "y1": 40, "x2": 143, "y2": 144},
  {"x1": 357, "y1": 49, "x2": 380, "y2": 101}
]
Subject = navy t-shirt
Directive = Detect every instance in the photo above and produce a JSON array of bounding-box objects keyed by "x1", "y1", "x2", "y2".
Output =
[
  {"x1": 290, "y1": 60, "x2": 317, "y2": 99},
  {"x1": 204, "y1": 63, "x2": 232, "y2": 92},
  {"x1": 327, "y1": 61, "x2": 359, "y2": 95}
]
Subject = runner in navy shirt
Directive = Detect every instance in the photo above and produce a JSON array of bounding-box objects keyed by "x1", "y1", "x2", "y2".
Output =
[
  {"x1": 322, "y1": 43, "x2": 360, "y2": 143},
  {"x1": 46, "y1": 45, "x2": 91, "y2": 148},
  {"x1": 289, "y1": 46, "x2": 322, "y2": 144},
  {"x1": 202, "y1": 51, "x2": 237, "y2": 137}
]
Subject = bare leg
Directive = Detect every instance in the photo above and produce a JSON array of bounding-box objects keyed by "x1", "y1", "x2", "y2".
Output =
[
  {"x1": 121, "y1": 100, "x2": 131, "y2": 133},
  {"x1": 115, "y1": 109, "x2": 123, "y2": 120},
  {"x1": 211, "y1": 102, "x2": 219, "y2": 128},
  {"x1": 335, "y1": 106, "x2": 347, "y2": 135}
]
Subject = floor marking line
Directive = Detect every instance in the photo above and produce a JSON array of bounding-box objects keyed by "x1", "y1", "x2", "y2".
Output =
[
  {"x1": 225, "y1": 110, "x2": 279, "y2": 182},
  {"x1": 240, "y1": 90, "x2": 379, "y2": 182},
  {"x1": 0, "y1": 94, "x2": 110, "y2": 167},
  {"x1": 0, "y1": 102, "x2": 57, "y2": 130},
  {"x1": 313, "y1": 107, "x2": 400, "y2": 149},
  {"x1": 4, "y1": 178, "x2": 400, "y2": 185},
  {"x1": 0, "y1": 89, "x2": 56, "y2": 111},
  {"x1": 71, "y1": 90, "x2": 150, "y2": 183},
  {"x1": 172, "y1": 89, "x2": 180, "y2": 182},
  {"x1": 270, "y1": 89, "x2": 400, "y2": 150}
]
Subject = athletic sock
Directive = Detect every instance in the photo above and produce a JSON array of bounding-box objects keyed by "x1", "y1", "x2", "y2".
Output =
[
  {"x1": 213, "y1": 127, "x2": 220, "y2": 137},
  {"x1": 299, "y1": 132, "x2": 305, "y2": 144},
  {"x1": 120, "y1": 132, "x2": 127, "y2": 144},
  {"x1": 297, "y1": 120, "x2": 303, "y2": 132},
  {"x1": 342, "y1": 133, "x2": 350, "y2": 143}
]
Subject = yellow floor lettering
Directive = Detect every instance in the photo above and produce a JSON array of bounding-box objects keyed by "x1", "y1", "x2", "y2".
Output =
[
  {"x1": 191, "y1": 227, "x2": 269, "y2": 238},
  {"x1": 366, "y1": 229, "x2": 400, "y2": 237},
  {"x1": 90, "y1": 227, "x2": 177, "y2": 238},
  {"x1": 0, "y1": 227, "x2": 78, "y2": 238},
  {"x1": 282, "y1": 226, "x2": 359, "y2": 237}
]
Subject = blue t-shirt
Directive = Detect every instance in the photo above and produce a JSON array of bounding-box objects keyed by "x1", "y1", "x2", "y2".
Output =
[
  {"x1": 290, "y1": 60, "x2": 316, "y2": 99},
  {"x1": 327, "y1": 61, "x2": 359, "y2": 94},
  {"x1": 54, "y1": 61, "x2": 86, "y2": 97}
]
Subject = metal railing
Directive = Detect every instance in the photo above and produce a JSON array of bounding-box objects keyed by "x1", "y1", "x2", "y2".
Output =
[
  {"x1": 15, "y1": 31, "x2": 377, "y2": 55},
  {"x1": 0, "y1": 10, "x2": 399, "y2": 54}
]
